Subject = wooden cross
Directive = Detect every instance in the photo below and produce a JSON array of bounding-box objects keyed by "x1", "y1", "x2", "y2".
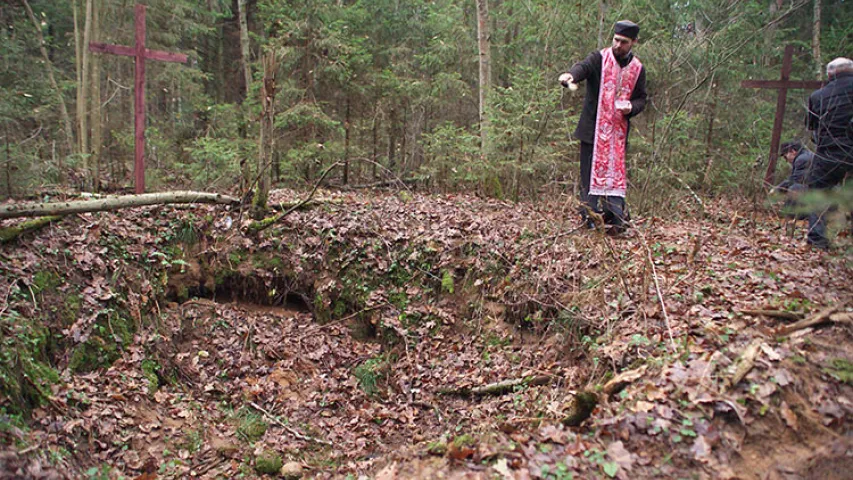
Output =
[
  {"x1": 89, "y1": 4, "x2": 188, "y2": 194},
  {"x1": 741, "y1": 45, "x2": 823, "y2": 186}
]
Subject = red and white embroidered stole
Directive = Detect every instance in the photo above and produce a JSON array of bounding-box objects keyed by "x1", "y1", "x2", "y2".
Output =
[{"x1": 589, "y1": 48, "x2": 642, "y2": 198}]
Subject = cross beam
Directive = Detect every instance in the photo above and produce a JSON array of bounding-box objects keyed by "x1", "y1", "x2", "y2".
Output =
[
  {"x1": 89, "y1": 4, "x2": 188, "y2": 193},
  {"x1": 741, "y1": 45, "x2": 823, "y2": 186}
]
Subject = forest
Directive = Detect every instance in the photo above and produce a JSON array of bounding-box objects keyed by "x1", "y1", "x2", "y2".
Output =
[
  {"x1": 0, "y1": 0, "x2": 848, "y2": 202},
  {"x1": 0, "y1": 1, "x2": 852, "y2": 479}
]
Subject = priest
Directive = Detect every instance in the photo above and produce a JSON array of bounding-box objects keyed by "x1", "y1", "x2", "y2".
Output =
[{"x1": 559, "y1": 20, "x2": 648, "y2": 233}]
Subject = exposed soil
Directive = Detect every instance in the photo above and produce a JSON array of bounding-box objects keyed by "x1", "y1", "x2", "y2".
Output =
[{"x1": 1, "y1": 190, "x2": 851, "y2": 479}]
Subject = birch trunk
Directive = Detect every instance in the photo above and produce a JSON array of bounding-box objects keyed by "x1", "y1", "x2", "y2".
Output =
[
  {"x1": 79, "y1": 0, "x2": 93, "y2": 166},
  {"x1": 90, "y1": 0, "x2": 102, "y2": 191},
  {"x1": 344, "y1": 98, "x2": 351, "y2": 185},
  {"x1": 475, "y1": 0, "x2": 491, "y2": 155},
  {"x1": 0, "y1": 192, "x2": 240, "y2": 220},
  {"x1": 238, "y1": 0, "x2": 252, "y2": 96},
  {"x1": 812, "y1": 0, "x2": 821, "y2": 79}
]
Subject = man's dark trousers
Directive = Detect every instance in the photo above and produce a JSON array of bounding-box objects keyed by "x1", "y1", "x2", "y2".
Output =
[
  {"x1": 806, "y1": 149, "x2": 853, "y2": 248},
  {"x1": 579, "y1": 141, "x2": 626, "y2": 228}
]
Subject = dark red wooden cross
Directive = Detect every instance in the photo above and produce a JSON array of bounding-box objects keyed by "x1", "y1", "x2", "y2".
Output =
[
  {"x1": 741, "y1": 45, "x2": 823, "y2": 186},
  {"x1": 89, "y1": 4, "x2": 188, "y2": 194}
]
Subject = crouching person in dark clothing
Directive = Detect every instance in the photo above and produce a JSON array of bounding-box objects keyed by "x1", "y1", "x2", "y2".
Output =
[
  {"x1": 804, "y1": 57, "x2": 853, "y2": 250},
  {"x1": 771, "y1": 141, "x2": 813, "y2": 218}
]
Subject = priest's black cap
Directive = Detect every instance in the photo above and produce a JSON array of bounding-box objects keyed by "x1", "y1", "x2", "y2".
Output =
[{"x1": 614, "y1": 20, "x2": 640, "y2": 39}]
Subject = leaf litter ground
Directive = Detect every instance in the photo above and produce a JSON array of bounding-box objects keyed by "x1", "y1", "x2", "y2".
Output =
[{"x1": 0, "y1": 190, "x2": 851, "y2": 479}]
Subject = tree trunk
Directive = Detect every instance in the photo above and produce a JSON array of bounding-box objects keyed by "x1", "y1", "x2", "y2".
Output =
[
  {"x1": 90, "y1": 0, "x2": 101, "y2": 191},
  {"x1": 372, "y1": 107, "x2": 380, "y2": 179},
  {"x1": 597, "y1": 0, "x2": 608, "y2": 49},
  {"x1": 343, "y1": 97, "x2": 351, "y2": 185},
  {"x1": 0, "y1": 192, "x2": 240, "y2": 219},
  {"x1": 72, "y1": 0, "x2": 82, "y2": 153},
  {"x1": 22, "y1": 0, "x2": 75, "y2": 158},
  {"x1": 238, "y1": 0, "x2": 252, "y2": 97},
  {"x1": 812, "y1": 0, "x2": 821, "y2": 79},
  {"x1": 702, "y1": 77, "x2": 719, "y2": 187},
  {"x1": 78, "y1": 0, "x2": 93, "y2": 184},
  {"x1": 475, "y1": 0, "x2": 491, "y2": 155},
  {"x1": 4, "y1": 123, "x2": 10, "y2": 198},
  {"x1": 255, "y1": 50, "x2": 278, "y2": 212},
  {"x1": 763, "y1": 0, "x2": 783, "y2": 66},
  {"x1": 388, "y1": 107, "x2": 397, "y2": 173}
]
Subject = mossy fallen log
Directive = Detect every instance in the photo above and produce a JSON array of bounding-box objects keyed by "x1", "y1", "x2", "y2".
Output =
[
  {"x1": 246, "y1": 199, "x2": 332, "y2": 233},
  {"x1": 0, "y1": 215, "x2": 64, "y2": 243},
  {"x1": 560, "y1": 391, "x2": 599, "y2": 426}
]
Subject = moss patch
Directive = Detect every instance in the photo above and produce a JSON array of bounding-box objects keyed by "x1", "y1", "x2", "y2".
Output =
[
  {"x1": 67, "y1": 310, "x2": 135, "y2": 373},
  {"x1": 353, "y1": 356, "x2": 388, "y2": 396},
  {"x1": 0, "y1": 306, "x2": 60, "y2": 414},
  {"x1": 824, "y1": 358, "x2": 853, "y2": 385},
  {"x1": 141, "y1": 359, "x2": 161, "y2": 395},
  {"x1": 254, "y1": 450, "x2": 283, "y2": 474},
  {"x1": 235, "y1": 409, "x2": 268, "y2": 443}
]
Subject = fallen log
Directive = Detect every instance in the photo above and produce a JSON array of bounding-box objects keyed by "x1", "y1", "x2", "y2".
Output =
[
  {"x1": 776, "y1": 306, "x2": 848, "y2": 335},
  {"x1": 438, "y1": 375, "x2": 552, "y2": 397},
  {"x1": 728, "y1": 339, "x2": 762, "y2": 388},
  {"x1": 602, "y1": 365, "x2": 647, "y2": 396},
  {"x1": 340, "y1": 178, "x2": 419, "y2": 189},
  {"x1": 0, "y1": 191, "x2": 240, "y2": 219},
  {"x1": 0, "y1": 215, "x2": 64, "y2": 243},
  {"x1": 560, "y1": 391, "x2": 599, "y2": 427}
]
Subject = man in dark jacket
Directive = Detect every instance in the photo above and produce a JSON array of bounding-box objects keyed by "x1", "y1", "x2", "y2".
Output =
[
  {"x1": 774, "y1": 141, "x2": 813, "y2": 193},
  {"x1": 559, "y1": 20, "x2": 648, "y2": 233},
  {"x1": 772, "y1": 141, "x2": 813, "y2": 218},
  {"x1": 804, "y1": 57, "x2": 853, "y2": 249}
]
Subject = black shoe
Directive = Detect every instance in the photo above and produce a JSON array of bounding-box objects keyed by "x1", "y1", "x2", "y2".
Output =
[
  {"x1": 808, "y1": 240, "x2": 830, "y2": 251},
  {"x1": 606, "y1": 224, "x2": 628, "y2": 236}
]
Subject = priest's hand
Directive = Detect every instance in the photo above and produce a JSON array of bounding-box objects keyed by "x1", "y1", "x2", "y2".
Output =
[
  {"x1": 616, "y1": 102, "x2": 632, "y2": 115},
  {"x1": 559, "y1": 73, "x2": 578, "y2": 91}
]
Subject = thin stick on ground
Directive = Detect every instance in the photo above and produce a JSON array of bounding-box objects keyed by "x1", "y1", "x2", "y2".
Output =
[
  {"x1": 249, "y1": 401, "x2": 332, "y2": 446},
  {"x1": 740, "y1": 309, "x2": 803, "y2": 321},
  {"x1": 637, "y1": 228, "x2": 678, "y2": 352},
  {"x1": 437, "y1": 375, "x2": 553, "y2": 397},
  {"x1": 776, "y1": 306, "x2": 846, "y2": 335}
]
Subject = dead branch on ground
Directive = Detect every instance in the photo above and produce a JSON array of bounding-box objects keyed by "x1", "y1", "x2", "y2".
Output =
[{"x1": 438, "y1": 375, "x2": 553, "y2": 397}]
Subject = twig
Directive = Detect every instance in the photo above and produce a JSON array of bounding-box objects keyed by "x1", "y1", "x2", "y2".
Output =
[
  {"x1": 410, "y1": 401, "x2": 443, "y2": 423},
  {"x1": 637, "y1": 228, "x2": 677, "y2": 352},
  {"x1": 17, "y1": 444, "x2": 40, "y2": 455},
  {"x1": 776, "y1": 306, "x2": 843, "y2": 335},
  {"x1": 602, "y1": 236, "x2": 636, "y2": 305},
  {"x1": 740, "y1": 309, "x2": 802, "y2": 321},
  {"x1": 192, "y1": 457, "x2": 228, "y2": 477},
  {"x1": 249, "y1": 401, "x2": 332, "y2": 446},
  {"x1": 297, "y1": 305, "x2": 384, "y2": 339}
]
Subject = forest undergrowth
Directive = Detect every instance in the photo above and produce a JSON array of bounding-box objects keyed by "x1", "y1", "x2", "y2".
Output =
[{"x1": 0, "y1": 189, "x2": 851, "y2": 479}]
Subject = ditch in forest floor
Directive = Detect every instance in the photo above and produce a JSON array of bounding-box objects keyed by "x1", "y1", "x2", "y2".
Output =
[{"x1": 3, "y1": 192, "x2": 851, "y2": 480}]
